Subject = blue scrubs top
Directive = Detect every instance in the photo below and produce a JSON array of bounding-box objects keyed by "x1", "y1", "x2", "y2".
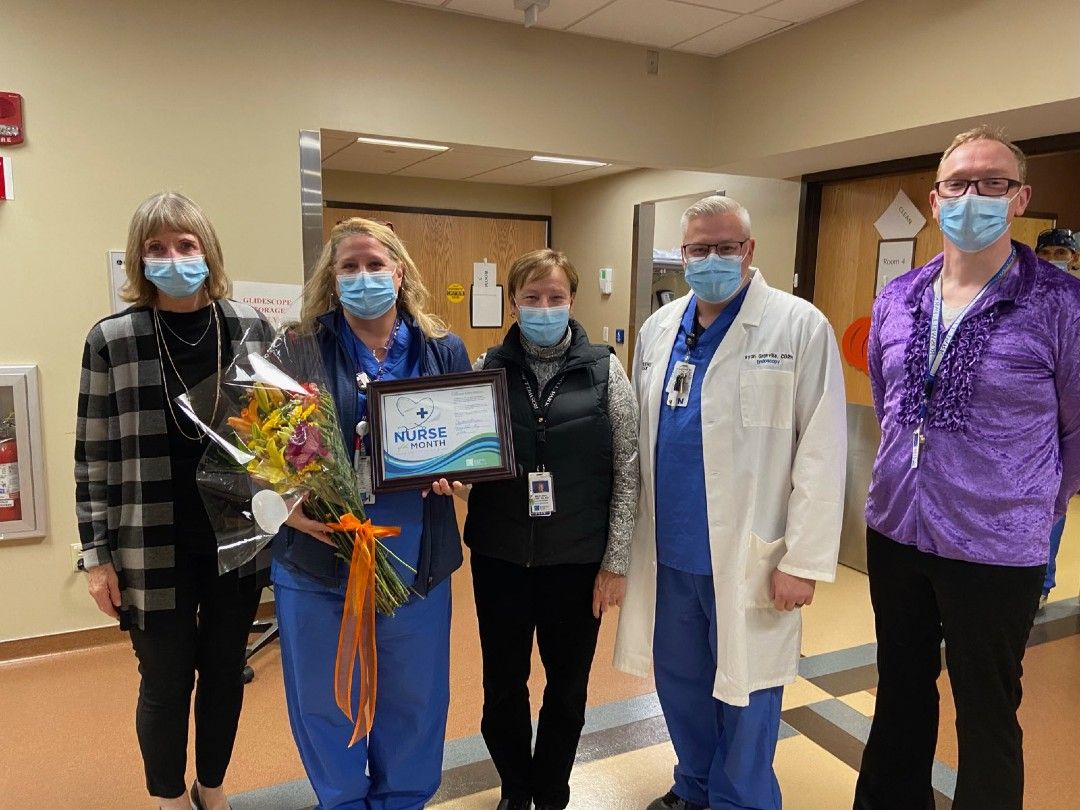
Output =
[
  {"x1": 340, "y1": 312, "x2": 425, "y2": 587},
  {"x1": 655, "y1": 287, "x2": 749, "y2": 574}
]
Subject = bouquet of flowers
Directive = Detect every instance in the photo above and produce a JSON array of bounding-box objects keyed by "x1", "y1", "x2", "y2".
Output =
[{"x1": 179, "y1": 327, "x2": 409, "y2": 744}]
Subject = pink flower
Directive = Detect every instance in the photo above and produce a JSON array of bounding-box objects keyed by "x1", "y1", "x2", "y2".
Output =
[{"x1": 285, "y1": 423, "x2": 330, "y2": 470}]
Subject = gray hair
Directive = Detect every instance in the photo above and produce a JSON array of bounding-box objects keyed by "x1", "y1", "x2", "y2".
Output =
[{"x1": 681, "y1": 195, "x2": 752, "y2": 237}]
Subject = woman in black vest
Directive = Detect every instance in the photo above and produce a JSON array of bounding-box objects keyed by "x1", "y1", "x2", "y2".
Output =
[{"x1": 456, "y1": 249, "x2": 639, "y2": 810}]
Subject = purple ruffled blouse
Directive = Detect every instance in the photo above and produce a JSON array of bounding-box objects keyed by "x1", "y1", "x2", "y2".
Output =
[{"x1": 865, "y1": 241, "x2": 1080, "y2": 566}]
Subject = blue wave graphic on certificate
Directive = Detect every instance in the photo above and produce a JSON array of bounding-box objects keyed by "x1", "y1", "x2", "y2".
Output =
[{"x1": 380, "y1": 383, "x2": 503, "y2": 480}]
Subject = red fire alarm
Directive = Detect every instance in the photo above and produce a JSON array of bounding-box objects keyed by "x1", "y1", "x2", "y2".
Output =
[{"x1": 0, "y1": 92, "x2": 25, "y2": 145}]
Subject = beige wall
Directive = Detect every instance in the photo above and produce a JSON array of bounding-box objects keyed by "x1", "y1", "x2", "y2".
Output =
[
  {"x1": 552, "y1": 170, "x2": 802, "y2": 368},
  {"x1": 711, "y1": 0, "x2": 1080, "y2": 176},
  {"x1": 322, "y1": 170, "x2": 553, "y2": 217}
]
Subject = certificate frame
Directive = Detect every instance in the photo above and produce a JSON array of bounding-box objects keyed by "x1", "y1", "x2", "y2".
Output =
[{"x1": 367, "y1": 368, "x2": 517, "y2": 493}]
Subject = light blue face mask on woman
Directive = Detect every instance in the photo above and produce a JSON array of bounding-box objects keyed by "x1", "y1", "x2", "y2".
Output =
[
  {"x1": 937, "y1": 194, "x2": 1014, "y2": 253},
  {"x1": 337, "y1": 271, "x2": 398, "y2": 319},
  {"x1": 684, "y1": 254, "x2": 744, "y2": 303},
  {"x1": 144, "y1": 256, "x2": 209, "y2": 299},
  {"x1": 517, "y1": 305, "x2": 570, "y2": 347}
]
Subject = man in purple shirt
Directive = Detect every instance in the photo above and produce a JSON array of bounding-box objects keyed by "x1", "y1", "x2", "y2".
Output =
[{"x1": 855, "y1": 127, "x2": 1080, "y2": 810}]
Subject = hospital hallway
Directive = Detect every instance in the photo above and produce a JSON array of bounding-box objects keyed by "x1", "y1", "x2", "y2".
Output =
[{"x1": 3, "y1": 501, "x2": 1078, "y2": 809}]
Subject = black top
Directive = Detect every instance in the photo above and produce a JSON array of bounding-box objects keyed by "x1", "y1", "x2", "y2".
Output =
[{"x1": 158, "y1": 303, "x2": 234, "y2": 555}]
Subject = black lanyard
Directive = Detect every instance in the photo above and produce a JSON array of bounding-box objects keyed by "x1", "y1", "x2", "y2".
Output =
[{"x1": 520, "y1": 370, "x2": 565, "y2": 470}]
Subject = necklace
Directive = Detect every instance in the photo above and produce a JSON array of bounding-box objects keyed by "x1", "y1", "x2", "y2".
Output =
[
  {"x1": 371, "y1": 317, "x2": 402, "y2": 381},
  {"x1": 158, "y1": 306, "x2": 214, "y2": 347},
  {"x1": 153, "y1": 303, "x2": 222, "y2": 442}
]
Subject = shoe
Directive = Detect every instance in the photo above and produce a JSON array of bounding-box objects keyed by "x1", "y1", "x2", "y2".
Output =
[
  {"x1": 496, "y1": 800, "x2": 531, "y2": 810},
  {"x1": 646, "y1": 790, "x2": 708, "y2": 810},
  {"x1": 190, "y1": 782, "x2": 232, "y2": 810}
]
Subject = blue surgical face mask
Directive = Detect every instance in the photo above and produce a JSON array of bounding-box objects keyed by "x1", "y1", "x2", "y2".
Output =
[
  {"x1": 937, "y1": 194, "x2": 1015, "y2": 253},
  {"x1": 337, "y1": 271, "x2": 398, "y2": 320},
  {"x1": 1050, "y1": 260, "x2": 1070, "y2": 272},
  {"x1": 684, "y1": 254, "x2": 744, "y2": 303},
  {"x1": 144, "y1": 256, "x2": 209, "y2": 299},
  {"x1": 517, "y1": 305, "x2": 570, "y2": 347}
]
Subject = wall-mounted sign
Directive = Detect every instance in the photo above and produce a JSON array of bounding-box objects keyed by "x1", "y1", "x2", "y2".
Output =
[
  {"x1": 874, "y1": 190, "x2": 925, "y2": 240},
  {"x1": 447, "y1": 283, "x2": 465, "y2": 304},
  {"x1": 0, "y1": 92, "x2": 24, "y2": 145},
  {"x1": 875, "y1": 239, "x2": 916, "y2": 296},
  {"x1": 0, "y1": 155, "x2": 13, "y2": 200},
  {"x1": 232, "y1": 280, "x2": 302, "y2": 329}
]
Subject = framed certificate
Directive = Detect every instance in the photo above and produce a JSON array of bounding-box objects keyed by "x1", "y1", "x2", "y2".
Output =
[{"x1": 367, "y1": 369, "x2": 517, "y2": 492}]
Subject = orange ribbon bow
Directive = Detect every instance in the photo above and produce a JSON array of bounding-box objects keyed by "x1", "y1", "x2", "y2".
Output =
[{"x1": 326, "y1": 513, "x2": 401, "y2": 747}]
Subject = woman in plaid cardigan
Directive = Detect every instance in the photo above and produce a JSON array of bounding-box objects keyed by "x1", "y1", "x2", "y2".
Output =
[{"x1": 75, "y1": 192, "x2": 273, "y2": 810}]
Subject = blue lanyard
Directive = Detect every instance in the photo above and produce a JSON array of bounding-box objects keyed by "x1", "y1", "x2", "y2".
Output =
[{"x1": 920, "y1": 247, "x2": 1014, "y2": 420}]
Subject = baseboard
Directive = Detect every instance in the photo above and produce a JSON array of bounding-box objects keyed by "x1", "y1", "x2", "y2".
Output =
[{"x1": 0, "y1": 601, "x2": 277, "y2": 663}]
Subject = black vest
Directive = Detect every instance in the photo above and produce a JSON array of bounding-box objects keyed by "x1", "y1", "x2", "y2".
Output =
[{"x1": 465, "y1": 321, "x2": 613, "y2": 567}]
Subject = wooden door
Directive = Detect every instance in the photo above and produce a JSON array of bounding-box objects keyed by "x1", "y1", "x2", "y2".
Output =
[{"x1": 323, "y1": 207, "x2": 549, "y2": 364}]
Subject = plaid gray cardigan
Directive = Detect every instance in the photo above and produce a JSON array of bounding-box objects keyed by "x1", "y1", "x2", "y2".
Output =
[{"x1": 75, "y1": 299, "x2": 274, "y2": 630}]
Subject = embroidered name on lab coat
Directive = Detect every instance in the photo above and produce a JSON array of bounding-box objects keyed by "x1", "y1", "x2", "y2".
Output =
[{"x1": 743, "y1": 352, "x2": 794, "y2": 368}]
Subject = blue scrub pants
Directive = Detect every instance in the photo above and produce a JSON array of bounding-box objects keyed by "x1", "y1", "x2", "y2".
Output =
[
  {"x1": 654, "y1": 564, "x2": 783, "y2": 810},
  {"x1": 273, "y1": 560, "x2": 452, "y2": 809},
  {"x1": 1044, "y1": 517, "x2": 1066, "y2": 596}
]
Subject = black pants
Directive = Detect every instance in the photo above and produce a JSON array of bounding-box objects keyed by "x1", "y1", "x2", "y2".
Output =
[
  {"x1": 471, "y1": 553, "x2": 602, "y2": 809},
  {"x1": 128, "y1": 552, "x2": 262, "y2": 799},
  {"x1": 854, "y1": 529, "x2": 1044, "y2": 810}
]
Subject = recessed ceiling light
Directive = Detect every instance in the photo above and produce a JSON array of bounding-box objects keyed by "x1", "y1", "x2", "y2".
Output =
[
  {"x1": 530, "y1": 155, "x2": 608, "y2": 167},
  {"x1": 355, "y1": 136, "x2": 449, "y2": 152}
]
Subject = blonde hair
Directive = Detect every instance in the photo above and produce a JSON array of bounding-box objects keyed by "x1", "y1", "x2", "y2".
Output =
[
  {"x1": 681, "y1": 195, "x2": 752, "y2": 237},
  {"x1": 300, "y1": 218, "x2": 447, "y2": 338},
  {"x1": 121, "y1": 192, "x2": 230, "y2": 306},
  {"x1": 939, "y1": 125, "x2": 1027, "y2": 183},
  {"x1": 507, "y1": 249, "x2": 579, "y2": 301}
]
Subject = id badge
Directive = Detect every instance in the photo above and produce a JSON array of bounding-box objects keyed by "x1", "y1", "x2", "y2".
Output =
[
  {"x1": 354, "y1": 420, "x2": 375, "y2": 504},
  {"x1": 527, "y1": 471, "x2": 555, "y2": 517},
  {"x1": 665, "y1": 361, "x2": 695, "y2": 408},
  {"x1": 911, "y1": 428, "x2": 922, "y2": 470}
]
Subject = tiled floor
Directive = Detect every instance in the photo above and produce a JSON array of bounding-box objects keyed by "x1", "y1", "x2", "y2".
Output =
[{"x1": 2, "y1": 507, "x2": 1078, "y2": 809}]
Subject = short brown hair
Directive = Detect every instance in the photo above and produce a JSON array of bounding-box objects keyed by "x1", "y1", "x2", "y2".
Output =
[
  {"x1": 121, "y1": 192, "x2": 230, "y2": 306},
  {"x1": 938, "y1": 125, "x2": 1027, "y2": 183},
  {"x1": 507, "y1": 249, "x2": 579, "y2": 301}
]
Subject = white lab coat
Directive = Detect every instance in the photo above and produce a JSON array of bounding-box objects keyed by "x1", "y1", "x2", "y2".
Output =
[{"x1": 613, "y1": 271, "x2": 847, "y2": 706}]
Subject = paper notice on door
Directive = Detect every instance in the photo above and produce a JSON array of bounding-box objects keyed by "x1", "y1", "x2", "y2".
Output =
[
  {"x1": 471, "y1": 285, "x2": 504, "y2": 328},
  {"x1": 473, "y1": 262, "x2": 497, "y2": 290},
  {"x1": 874, "y1": 190, "x2": 926, "y2": 240}
]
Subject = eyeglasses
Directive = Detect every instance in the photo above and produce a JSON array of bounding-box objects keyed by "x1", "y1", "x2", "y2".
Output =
[
  {"x1": 681, "y1": 239, "x2": 749, "y2": 260},
  {"x1": 933, "y1": 178, "x2": 1021, "y2": 198}
]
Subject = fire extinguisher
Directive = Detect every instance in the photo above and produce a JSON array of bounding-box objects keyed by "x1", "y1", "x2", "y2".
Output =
[{"x1": 0, "y1": 437, "x2": 21, "y2": 521}]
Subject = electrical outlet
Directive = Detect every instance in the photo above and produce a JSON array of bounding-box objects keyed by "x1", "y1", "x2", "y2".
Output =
[
  {"x1": 646, "y1": 49, "x2": 659, "y2": 75},
  {"x1": 70, "y1": 543, "x2": 83, "y2": 573},
  {"x1": 602, "y1": 326, "x2": 610, "y2": 342}
]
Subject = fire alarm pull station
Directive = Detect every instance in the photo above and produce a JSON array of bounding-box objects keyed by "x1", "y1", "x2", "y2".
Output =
[{"x1": 0, "y1": 92, "x2": 25, "y2": 145}]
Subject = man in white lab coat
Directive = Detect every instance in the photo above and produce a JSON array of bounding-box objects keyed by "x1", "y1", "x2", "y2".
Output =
[{"x1": 614, "y1": 196, "x2": 847, "y2": 810}]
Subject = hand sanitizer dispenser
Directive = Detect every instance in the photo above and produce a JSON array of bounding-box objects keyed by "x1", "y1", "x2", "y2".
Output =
[{"x1": 599, "y1": 267, "x2": 613, "y2": 295}]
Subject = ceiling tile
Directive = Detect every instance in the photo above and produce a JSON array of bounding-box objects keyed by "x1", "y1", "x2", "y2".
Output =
[
  {"x1": 569, "y1": 0, "x2": 737, "y2": 49},
  {"x1": 755, "y1": 0, "x2": 862, "y2": 23},
  {"x1": 672, "y1": 0, "x2": 776, "y2": 12},
  {"x1": 446, "y1": 0, "x2": 613, "y2": 29},
  {"x1": 322, "y1": 140, "x2": 448, "y2": 173},
  {"x1": 675, "y1": 12, "x2": 788, "y2": 55},
  {"x1": 393, "y1": 147, "x2": 530, "y2": 180},
  {"x1": 530, "y1": 164, "x2": 636, "y2": 186},
  {"x1": 465, "y1": 159, "x2": 599, "y2": 185},
  {"x1": 392, "y1": 0, "x2": 450, "y2": 7}
]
